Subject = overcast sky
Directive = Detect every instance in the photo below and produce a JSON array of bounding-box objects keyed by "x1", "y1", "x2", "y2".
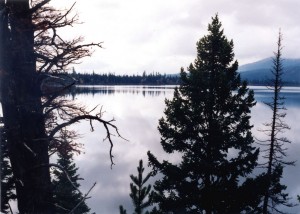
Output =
[
  {"x1": 51, "y1": 0, "x2": 300, "y2": 75},
  {"x1": 33, "y1": 1, "x2": 300, "y2": 213}
]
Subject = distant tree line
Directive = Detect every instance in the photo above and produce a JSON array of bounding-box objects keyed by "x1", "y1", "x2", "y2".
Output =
[
  {"x1": 70, "y1": 70, "x2": 180, "y2": 85},
  {"x1": 119, "y1": 15, "x2": 295, "y2": 214},
  {"x1": 70, "y1": 70, "x2": 300, "y2": 86},
  {"x1": 1, "y1": 0, "x2": 297, "y2": 213}
]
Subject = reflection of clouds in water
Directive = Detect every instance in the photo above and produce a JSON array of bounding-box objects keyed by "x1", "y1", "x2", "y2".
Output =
[
  {"x1": 251, "y1": 97, "x2": 300, "y2": 211},
  {"x1": 71, "y1": 86, "x2": 300, "y2": 213},
  {"x1": 275, "y1": 106, "x2": 300, "y2": 208},
  {"x1": 72, "y1": 90, "x2": 173, "y2": 213},
  {"x1": 252, "y1": 86, "x2": 300, "y2": 107}
]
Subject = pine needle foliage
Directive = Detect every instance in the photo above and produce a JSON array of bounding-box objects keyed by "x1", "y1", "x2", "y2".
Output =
[
  {"x1": 120, "y1": 160, "x2": 155, "y2": 214},
  {"x1": 148, "y1": 14, "x2": 259, "y2": 213},
  {"x1": 52, "y1": 151, "x2": 91, "y2": 213}
]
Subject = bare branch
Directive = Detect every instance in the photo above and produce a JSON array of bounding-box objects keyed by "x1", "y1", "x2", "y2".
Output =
[
  {"x1": 30, "y1": 0, "x2": 51, "y2": 14},
  {"x1": 27, "y1": 162, "x2": 97, "y2": 213},
  {"x1": 8, "y1": 202, "x2": 14, "y2": 214},
  {"x1": 68, "y1": 182, "x2": 97, "y2": 214},
  {"x1": 31, "y1": 163, "x2": 82, "y2": 193},
  {"x1": 31, "y1": 1, "x2": 103, "y2": 74},
  {"x1": 48, "y1": 114, "x2": 124, "y2": 166}
]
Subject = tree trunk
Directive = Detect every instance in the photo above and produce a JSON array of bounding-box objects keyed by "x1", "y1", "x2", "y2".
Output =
[{"x1": 1, "y1": 0, "x2": 54, "y2": 212}]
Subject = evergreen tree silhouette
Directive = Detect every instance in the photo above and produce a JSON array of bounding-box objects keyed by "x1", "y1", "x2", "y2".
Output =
[
  {"x1": 148, "y1": 14, "x2": 259, "y2": 213},
  {"x1": 120, "y1": 160, "x2": 156, "y2": 214},
  {"x1": 52, "y1": 150, "x2": 91, "y2": 213}
]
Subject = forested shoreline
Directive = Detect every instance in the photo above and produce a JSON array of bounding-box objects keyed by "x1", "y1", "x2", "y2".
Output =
[
  {"x1": 1, "y1": 0, "x2": 299, "y2": 213},
  {"x1": 70, "y1": 70, "x2": 300, "y2": 86},
  {"x1": 70, "y1": 71, "x2": 181, "y2": 85}
]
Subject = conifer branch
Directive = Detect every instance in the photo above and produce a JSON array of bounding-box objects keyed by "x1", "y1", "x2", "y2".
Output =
[{"x1": 68, "y1": 182, "x2": 97, "y2": 214}]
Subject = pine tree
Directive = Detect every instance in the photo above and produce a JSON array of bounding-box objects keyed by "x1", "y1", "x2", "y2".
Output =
[
  {"x1": 147, "y1": 14, "x2": 259, "y2": 213},
  {"x1": 260, "y1": 31, "x2": 294, "y2": 213},
  {"x1": 120, "y1": 160, "x2": 155, "y2": 214},
  {"x1": 52, "y1": 150, "x2": 91, "y2": 213}
]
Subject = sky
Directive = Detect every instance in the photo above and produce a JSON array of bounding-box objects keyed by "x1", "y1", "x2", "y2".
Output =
[
  {"x1": 3, "y1": 0, "x2": 300, "y2": 213},
  {"x1": 50, "y1": 0, "x2": 300, "y2": 75}
]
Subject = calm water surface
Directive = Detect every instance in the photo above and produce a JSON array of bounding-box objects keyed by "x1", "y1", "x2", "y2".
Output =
[{"x1": 69, "y1": 85, "x2": 300, "y2": 213}]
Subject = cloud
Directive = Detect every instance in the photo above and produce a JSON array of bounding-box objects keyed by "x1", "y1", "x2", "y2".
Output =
[{"x1": 50, "y1": 0, "x2": 300, "y2": 74}]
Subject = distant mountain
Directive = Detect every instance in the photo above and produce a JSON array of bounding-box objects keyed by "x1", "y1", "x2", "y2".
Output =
[{"x1": 239, "y1": 58, "x2": 300, "y2": 85}]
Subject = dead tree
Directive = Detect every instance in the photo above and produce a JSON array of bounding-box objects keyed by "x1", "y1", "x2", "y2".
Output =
[
  {"x1": 0, "y1": 0, "x2": 119, "y2": 212},
  {"x1": 260, "y1": 31, "x2": 294, "y2": 214}
]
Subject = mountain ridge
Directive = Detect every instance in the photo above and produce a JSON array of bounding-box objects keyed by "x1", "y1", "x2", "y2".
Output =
[{"x1": 238, "y1": 57, "x2": 300, "y2": 85}]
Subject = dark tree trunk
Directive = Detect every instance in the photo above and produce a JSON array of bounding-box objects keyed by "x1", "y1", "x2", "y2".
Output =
[{"x1": 1, "y1": 0, "x2": 53, "y2": 212}]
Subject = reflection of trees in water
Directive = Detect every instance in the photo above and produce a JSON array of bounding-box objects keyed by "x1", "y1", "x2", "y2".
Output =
[
  {"x1": 254, "y1": 91, "x2": 300, "y2": 106},
  {"x1": 69, "y1": 86, "x2": 175, "y2": 99},
  {"x1": 69, "y1": 86, "x2": 300, "y2": 106}
]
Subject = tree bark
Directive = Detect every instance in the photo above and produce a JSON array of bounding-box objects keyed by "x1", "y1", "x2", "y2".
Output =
[{"x1": 1, "y1": 0, "x2": 54, "y2": 212}]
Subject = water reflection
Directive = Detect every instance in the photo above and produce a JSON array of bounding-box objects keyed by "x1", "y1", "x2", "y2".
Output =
[
  {"x1": 70, "y1": 85, "x2": 300, "y2": 213},
  {"x1": 71, "y1": 85, "x2": 300, "y2": 105},
  {"x1": 70, "y1": 85, "x2": 176, "y2": 99},
  {"x1": 251, "y1": 86, "x2": 300, "y2": 106}
]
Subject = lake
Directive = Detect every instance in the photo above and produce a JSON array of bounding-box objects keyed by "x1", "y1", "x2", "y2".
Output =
[{"x1": 67, "y1": 85, "x2": 300, "y2": 213}]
